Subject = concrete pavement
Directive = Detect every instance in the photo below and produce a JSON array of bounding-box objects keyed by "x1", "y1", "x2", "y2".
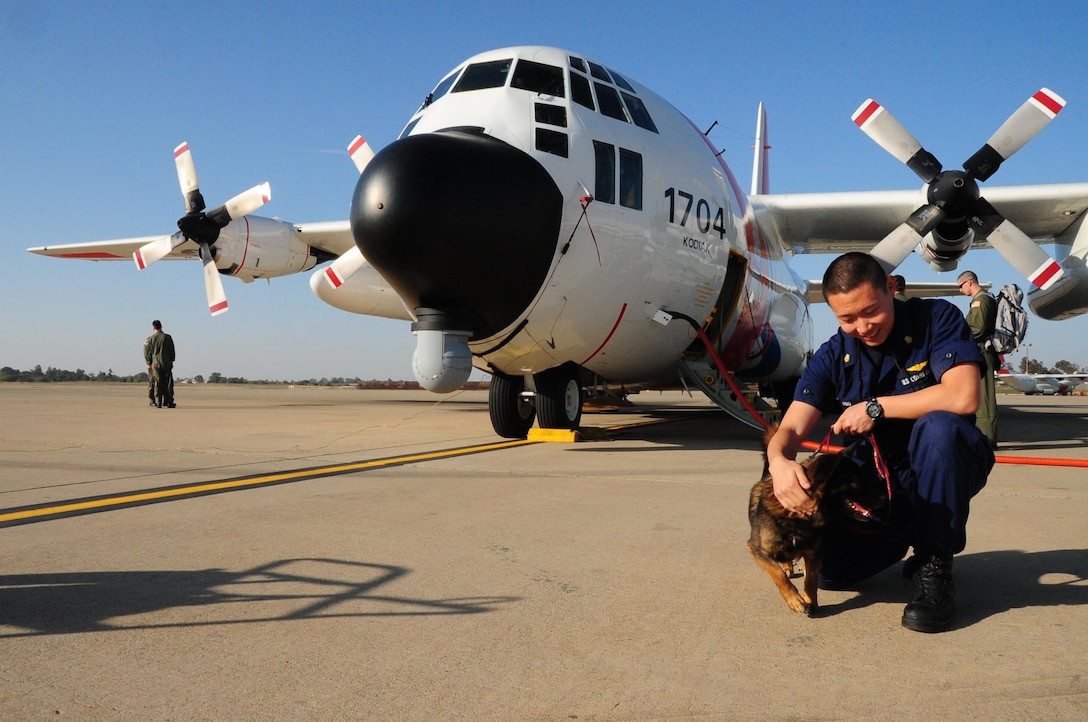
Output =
[{"x1": 1, "y1": 383, "x2": 1086, "y2": 720}]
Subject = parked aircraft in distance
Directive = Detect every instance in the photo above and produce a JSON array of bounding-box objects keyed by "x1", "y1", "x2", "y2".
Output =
[
  {"x1": 28, "y1": 46, "x2": 1088, "y2": 437},
  {"x1": 996, "y1": 359, "x2": 1088, "y2": 395}
]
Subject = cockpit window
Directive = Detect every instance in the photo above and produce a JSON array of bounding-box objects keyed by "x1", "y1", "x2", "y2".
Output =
[
  {"x1": 452, "y1": 59, "x2": 512, "y2": 92},
  {"x1": 569, "y1": 55, "x2": 658, "y2": 134},
  {"x1": 594, "y1": 83, "x2": 628, "y2": 123},
  {"x1": 587, "y1": 61, "x2": 612, "y2": 83},
  {"x1": 511, "y1": 60, "x2": 565, "y2": 98},
  {"x1": 609, "y1": 70, "x2": 635, "y2": 93},
  {"x1": 621, "y1": 92, "x2": 658, "y2": 133},
  {"x1": 570, "y1": 72, "x2": 594, "y2": 110},
  {"x1": 419, "y1": 68, "x2": 462, "y2": 111}
]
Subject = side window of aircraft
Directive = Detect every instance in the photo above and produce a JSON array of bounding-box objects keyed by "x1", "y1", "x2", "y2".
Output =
[
  {"x1": 535, "y1": 104, "x2": 567, "y2": 128},
  {"x1": 453, "y1": 59, "x2": 512, "y2": 92},
  {"x1": 619, "y1": 149, "x2": 643, "y2": 210},
  {"x1": 511, "y1": 60, "x2": 565, "y2": 98},
  {"x1": 570, "y1": 72, "x2": 595, "y2": 111},
  {"x1": 569, "y1": 56, "x2": 588, "y2": 74},
  {"x1": 593, "y1": 141, "x2": 616, "y2": 205},
  {"x1": 536, "y1": 128, "x2": 569, "y2": 158},
  {"x1": 595, "y1": 83, "x2": 629, "y2": 123},
  {"x1": 398, "y1": 118, "x2": 421, "y2": 140}
]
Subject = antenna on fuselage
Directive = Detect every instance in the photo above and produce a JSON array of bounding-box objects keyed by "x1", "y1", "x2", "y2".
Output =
[{"x1": 750, "y1": 102, "x2": 770, "y2": 196}]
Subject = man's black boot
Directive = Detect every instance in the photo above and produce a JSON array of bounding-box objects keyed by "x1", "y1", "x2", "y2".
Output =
[{"x1": 902, "y1": 553, "x2": 955, "y2": 633}]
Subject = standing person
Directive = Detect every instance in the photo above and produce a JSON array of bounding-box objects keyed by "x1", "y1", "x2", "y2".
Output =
[
  {"x1": 893, "y1": 274, "x2": 907, "y2": 301},
  {"x1": 143, "y1": 320, "x2": 177, "y2": 408},
  {"x1": 957, "y1": 271, "x2": 998, "y2": 448},
  {"x1": 766, "y1": 252, "x2": 994, "y2": 633},
  {"x1": 143, "y1": 325, "x2": 157, "y2": 407}
]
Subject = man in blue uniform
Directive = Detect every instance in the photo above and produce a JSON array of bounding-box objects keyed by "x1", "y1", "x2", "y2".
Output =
[{"x1": 766, "y1": 252, "x2": 994, "y2": 632}]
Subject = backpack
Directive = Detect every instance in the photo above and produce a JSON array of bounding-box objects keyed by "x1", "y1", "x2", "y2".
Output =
[{"x1": 990, "y1": 283, "x2": 1028, "y2": 354}]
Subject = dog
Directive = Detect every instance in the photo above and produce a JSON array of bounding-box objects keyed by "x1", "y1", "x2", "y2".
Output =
[{"x1": 747, "y1": 426, "x2": 885, "y2": 616}]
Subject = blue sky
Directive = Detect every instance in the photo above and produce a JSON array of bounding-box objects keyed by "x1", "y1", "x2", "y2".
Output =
[{"x1": 4, "y1": 1, "x2": 1087, "y2": 380}]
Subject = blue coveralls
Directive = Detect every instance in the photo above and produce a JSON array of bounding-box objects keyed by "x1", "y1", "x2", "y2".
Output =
[{"x1": 794, "y1": 297, "x2": 996, "y2": 588}]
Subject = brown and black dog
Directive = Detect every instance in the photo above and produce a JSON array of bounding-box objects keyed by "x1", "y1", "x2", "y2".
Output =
[{"x1": 747, "y1": 426, "x2": 885, "y2": 616}]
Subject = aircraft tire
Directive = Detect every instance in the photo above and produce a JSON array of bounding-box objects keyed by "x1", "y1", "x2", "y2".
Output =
[
  {"x1": 535, "y1": 363, "x2": 583, "y2": 430},
  {"x1": 489, "y1": 372, "x2": 536, "y2": 438}
]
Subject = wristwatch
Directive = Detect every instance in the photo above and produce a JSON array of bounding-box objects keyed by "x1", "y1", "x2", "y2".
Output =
[{"x1": 865, "y1": 398, "x2": 884, "y2": 420}]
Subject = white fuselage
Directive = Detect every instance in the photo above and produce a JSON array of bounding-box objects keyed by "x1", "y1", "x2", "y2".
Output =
[{"x1": 376, "y1": 46, "x2": 810, "y2": 389}]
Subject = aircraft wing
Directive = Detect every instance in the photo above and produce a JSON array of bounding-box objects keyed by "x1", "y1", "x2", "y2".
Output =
[
  {"x1": 754, "y1": 183, "x2": 1088, "y2": 254},
  {"x1": 28, "y1": 235, "x2": 198, "y2": 261},
  {"x1": 801, "y1": 280, "x2": 972, "y2": 305},
  {"x1": 27, "y1": 219, "x2": 356, "y2": 262}
]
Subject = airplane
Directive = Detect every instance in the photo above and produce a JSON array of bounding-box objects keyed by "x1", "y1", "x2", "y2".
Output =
[
  {"x1": 995, "y1": 358, "x2": 1088, "y2": 395},
  {"x1": 27, "y1": 46, "x2": 1088, "y2": 438}
]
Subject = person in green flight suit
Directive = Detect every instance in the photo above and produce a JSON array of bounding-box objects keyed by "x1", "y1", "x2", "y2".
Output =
[
  {"x1": 957, "y1": 271, "x2": 998, "y2": 447},
  {"x1": 143, "y1": 319, "x2": 177, "y2": 408}
]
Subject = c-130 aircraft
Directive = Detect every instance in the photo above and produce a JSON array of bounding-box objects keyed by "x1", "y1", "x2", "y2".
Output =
[{"x1": 30, "y1": 46, "x2": 1088, "y2": 438}]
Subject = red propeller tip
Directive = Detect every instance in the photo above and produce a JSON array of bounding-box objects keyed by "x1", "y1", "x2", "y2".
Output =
[{"x1": 852, "y1": 100, "x2": 881, "y2": 128}]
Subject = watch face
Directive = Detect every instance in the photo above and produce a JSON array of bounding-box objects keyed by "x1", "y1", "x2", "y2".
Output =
[{"x1": 866, "y1": 400, "x2": 882, "y2": 419}]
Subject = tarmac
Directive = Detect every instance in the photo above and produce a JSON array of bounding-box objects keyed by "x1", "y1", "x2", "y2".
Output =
[{"x1": 1, "y1": 382, "x2": 1085, "y2": 721}]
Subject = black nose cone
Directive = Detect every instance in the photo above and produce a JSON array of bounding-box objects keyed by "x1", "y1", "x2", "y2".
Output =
[{"x1": 350, "y1": 130, "x2": 564, "y2": 339}]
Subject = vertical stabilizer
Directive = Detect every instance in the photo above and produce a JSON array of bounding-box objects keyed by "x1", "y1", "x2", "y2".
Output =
[{"x1": 750, "y1": 102, "x2": 770, "y2": 196}]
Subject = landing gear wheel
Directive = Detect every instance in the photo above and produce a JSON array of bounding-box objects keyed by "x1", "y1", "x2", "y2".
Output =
[
  {"x1": 535, "y1": 363, "x2": 583, "y2": 430},
  {"x1": 489, "y1": 372, "x2": 535, "y2": 439}
]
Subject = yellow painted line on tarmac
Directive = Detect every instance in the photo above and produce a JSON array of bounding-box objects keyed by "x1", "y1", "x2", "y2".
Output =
[
  {"x1": 0, "y1": 438, "x2": 535, "y2": 527},
  {"x1": 0, "y1": 414, "x2": 688, "y2": 528}
]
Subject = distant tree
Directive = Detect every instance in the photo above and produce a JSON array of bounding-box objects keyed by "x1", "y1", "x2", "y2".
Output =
[
  {"x1": 193, "y1": 374, "x2": 204, "y2": 383},
  {"x1": 1019, "y1": 357, "x2": 1048, "y2": 374},
  {"x1": 1054, "y1": 359, "x2": 1081, "y2": 374}
]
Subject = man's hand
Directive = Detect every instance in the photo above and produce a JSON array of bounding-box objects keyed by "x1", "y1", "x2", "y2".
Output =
[
  {"x1": 831, "y1": 402, "x2": 876, "y2": 436},
  {"x1": 769, "y1": 456, "x2": 816, "y2": 516}
]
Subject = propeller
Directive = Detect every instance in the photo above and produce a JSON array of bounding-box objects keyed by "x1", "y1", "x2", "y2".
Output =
[
  {"x1": 852, "y1": 89, "x2": 1067, "y2": 290},
  {"x1": 321, "y1": 136, "x2": 375, "y2": 288},
  {"x1": 132, "y1": 142, "x2": 271, "y2": 315}
]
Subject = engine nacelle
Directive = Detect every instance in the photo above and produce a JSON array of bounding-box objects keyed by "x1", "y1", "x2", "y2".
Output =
[
  {"x1": 1029, "y1": 214, "x2": 1088, "y2": 320},
  {"x1": 918, "y1": 225, "x2": 974, "y2": 271},
  {"x1": 213, "y1": 216, "x2": 319, "y2": 282},
  {"x1": 308, "y1": 262, "x2": 414, "y2": 321}
]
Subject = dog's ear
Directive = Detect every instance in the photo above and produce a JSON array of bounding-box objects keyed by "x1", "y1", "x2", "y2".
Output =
[
  {"x1": 839, "y1": 437, "x2": 863, "y2": 457},
  {"x1": 760, "y1": 423, "x2": 780, "y2": 477}
]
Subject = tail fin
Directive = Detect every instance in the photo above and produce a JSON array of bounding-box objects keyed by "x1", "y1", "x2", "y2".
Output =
[{"x1": 750, "y1": 102, "x2": 770, "y2": 196}]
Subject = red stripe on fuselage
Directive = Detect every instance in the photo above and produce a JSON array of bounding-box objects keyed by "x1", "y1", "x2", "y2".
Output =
[{"x1": 580, "y1": 303, "x2": 627, "y2": 366}]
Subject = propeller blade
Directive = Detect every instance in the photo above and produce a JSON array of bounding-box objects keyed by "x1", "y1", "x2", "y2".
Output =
[
  {"x1": 852, "y1": 99, "x2": 942, "y2": 182},
  {"x1": 963, "y1": 88, "x2": 1066, "y2": 181},
  {"x1": 174, "y1": 142, "x2": 205, "y2": 214},
  {"x1": 133, "y1": 232, "x2": 186, "y2": 270},
  {"x1": 348, "y1": 136, "x2": 375, "y2": 174},
  {"x1": 199, "y1": 244, "x2": 229, "y2": 316},
  {"x1": 322, "y1": 246, "x2": 366, "y2": 288},
  {"x1": 869, "y1": 205, "x2": 946, "y2": 272},
  {"x1": 205, "y1": 182, "x2": 272, "y2": 228},
  {"x1": 965, "y1": 197, "x2": 1065, "y2": 290}
]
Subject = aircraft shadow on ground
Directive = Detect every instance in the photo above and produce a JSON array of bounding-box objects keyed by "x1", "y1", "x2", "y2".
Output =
[
  {"x1": 816, "y1": 548, "x2": 1088, "y2": 630},
  {"x1": 0, "y1": 558, "x2": 519, "y2": 638}
]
